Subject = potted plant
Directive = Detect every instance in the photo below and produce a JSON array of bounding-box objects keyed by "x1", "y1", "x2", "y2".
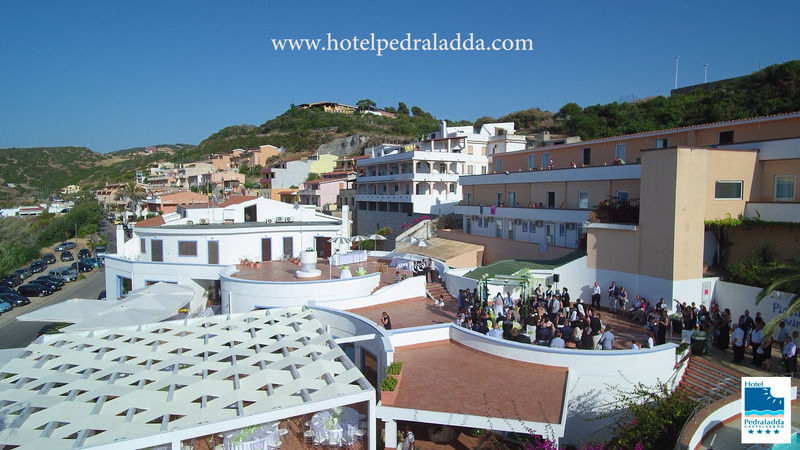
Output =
[
  {"x1": 690, "y1": 330, "x2": 706, "y2": 355},
  {"x1": 380, "y1": 375, "x2": 399, "y2": 405},
  {"x1": 386, "y1": 361, "x2": 403, "y2": 384}
]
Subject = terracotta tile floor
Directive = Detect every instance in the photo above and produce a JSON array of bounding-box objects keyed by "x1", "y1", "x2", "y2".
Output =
[
  {"x1": 231, "y1": 257, "x2": 405, "y2": 288},
  {"x1": 391, "y1": 341, "x2": 567, "y2": 425}
]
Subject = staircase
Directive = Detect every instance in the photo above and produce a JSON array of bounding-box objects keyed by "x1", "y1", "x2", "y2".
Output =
[
  {"x1": 677, "y1": 356, "x2": 744, "y2": 403},
  {"x1": 426, "y1": 281, "x2": 456, "y2": 305}
]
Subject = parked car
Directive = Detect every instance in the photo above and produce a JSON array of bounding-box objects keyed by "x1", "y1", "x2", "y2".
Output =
[
  {"x1": 54, "y1": 241, "x2": 77, "y2": 251},
  {"x1": 71, "y1": 261, "x2": 92, "y2": 273},
  {"x1": 14, "y1": 267, "x2": 32, "y2": 280},
  {"x1": 0, "y1": 286, "x2": 19, "y2": 296},
  {"x1": 0, "y1": 299, "x2": 12, "y2": 314},
  {"x1": 0, "y1": 292, "x2": 30, "y2": 307},
  {"x1": 0, "y1": 279, "x2": 13, "y2": 289},
  {"x1": 36, "y1": 275, "x2": 64, "y2": 289},
  {"x1": 42, "y1": 253, "x2": 57, "y2": 265},
  {"x1": 94, "y1": 245, "x2": 107, "y2": 255},
  {"x1": 29, "y1": 260, "x2": 47, "y2": 273},
  {"x1": 50, "y1": 267, "x2": 78, "y2": 282},
  {"x1": 60, "y1": 251, "x2": 74, "y2": 262},
  {"x1": 32, "y1": 277, "x2": 60, "y2": 291},
  {"x1": 18, "y1": 284, "x2": 50, "y2": 297},
  {"x1": 78, "y1": 248, "x2": 91, "y2": 259},
  {"x1": 82, "y1": 257, "x2": 104, "y2": 268},
  {"x1": 2, "y1": 274, "x2": 22, "y2": 286}
]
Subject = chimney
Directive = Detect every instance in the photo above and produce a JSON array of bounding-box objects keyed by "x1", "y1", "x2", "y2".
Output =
[{"x1": 440, "y1": 120, "x2": 447, "y2": 137}]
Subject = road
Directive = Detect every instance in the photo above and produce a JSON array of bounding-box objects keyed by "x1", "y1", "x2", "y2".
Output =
[{"x1": 0, "y1": 221, "x2": 117, "y2": 349}]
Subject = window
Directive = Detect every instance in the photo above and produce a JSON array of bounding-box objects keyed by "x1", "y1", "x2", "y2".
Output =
[
  {"x1": 528, "y1": 154, "x2": 535, "y2": 169},
  {"x1": 467, "y1": 145, "x2": 473, "y2": 155},
  {"x1": 178, "y1": 241, "x2": 198, "y2": 256},
  {"x1": 582, "y1": 148, "x2": 591, "y2": 165},
  {"x1": 530, "y1": 221, "x2": 536, "y2": 233},
  {"x1": 714, "y1": 181, "x2": 743, "y2": 199},
  {"x1": 140, "y1": 238, "x2": 146, "y2": 254},
  {"x1": 616, "y1": 191, "x2": 629, "y2": 203},
  {"x1": 775, "y1": 175, "x2": 795, "y2": 201},
  {"x1": 496, "y1": 192, "x2": 503, "y2": 206},
  {"x1": 522, "y1": 221, "x2": 528, "y2": 232},
  {"x1": 480, "y1": 146, "x2": 486, "y2": 156},
  {"x1": 481, "y1": 166, "x2": 487, "y2": 174},
  {"x1": 615, "y1": 143, "x2": 626, "y2": 161},
  {"x1": 559, "y1": 224, "x2": 565, "y2": 236},
  {"x1": 449, "y1": 183, "x2": 456, "y2": 193},
  {"x1": 439, "y1": 163, "x2": 447, "y2": 173},
  {"x1": 542, "y1": 152, "x2": 550, "y2": 169},
  {"x1": 465, "y1": 192, "x2": 472, "y2": 205},
  {"x1": 467, "y1": 165, "x2": 473, "y2": 174},
  {"x1": 508, "y1": 192, "x2": 516, "y2": 207},
  {"x1": 656, "y1": 138, "x2": 667, "y2": 149},
  {"x1": 547, "y1": 191, "x2": 555, "y2": 208},
  {"x1": 719, "y1": 131, "x2": 734, "y2": 145},
  {"x1": 578, "y1": 191, "x2": 589, "y2": 209},
  {"x1": 495, "y1": 159, "x2": 502, "y2": 172}
]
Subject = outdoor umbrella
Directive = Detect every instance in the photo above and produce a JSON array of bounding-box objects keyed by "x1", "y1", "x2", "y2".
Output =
[
  {"x1": 416, "y1": 239, "x2": 433, "y2": 247},
  {"x1": 367, "y1": 233, "x2": 387, "y2": 250},
  {"x1": 350, "y1": 235, "x2": 368, "y2": 250},
  {"x1": 328, "y1": 236, "x2": 351, "y2": 254}
]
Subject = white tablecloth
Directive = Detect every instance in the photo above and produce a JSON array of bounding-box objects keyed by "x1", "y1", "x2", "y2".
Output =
[
  {"x1": 330, "y1": 251, "x2": 367, "y2": 266},
  {"x1": 224, "y1": 422, "x2": 280, "y2": 450},
  {"x1": 310, "y1": 407, "x2": 360, "y2": 446}
]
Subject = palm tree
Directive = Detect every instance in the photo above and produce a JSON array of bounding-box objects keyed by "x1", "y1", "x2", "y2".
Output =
[
  {"x1": 755, "y1": 267, "x2": 800, "y2": 337},
  {"x1": 116, "y1": 181, "x2": 146, "y2": 222}
]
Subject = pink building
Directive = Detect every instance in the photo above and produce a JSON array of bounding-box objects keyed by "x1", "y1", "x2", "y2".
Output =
[{"x1": 299, "y1": 176, "x2": 354, "y2": 210}]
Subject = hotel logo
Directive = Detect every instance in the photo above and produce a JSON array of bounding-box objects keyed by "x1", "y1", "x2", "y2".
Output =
[{"x1": 741, "y1": 377, "x2": 791, "y2": 444}]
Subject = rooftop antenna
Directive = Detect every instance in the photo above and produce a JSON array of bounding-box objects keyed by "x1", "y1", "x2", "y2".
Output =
[
  {"x1": 704, "y1": 64, "x2": 710, "y2": 84},
  {"x1": 674, "y1": 56, "x2": 680, "y2": 89}
]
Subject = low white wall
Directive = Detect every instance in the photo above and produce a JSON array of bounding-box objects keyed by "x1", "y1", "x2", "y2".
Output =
[
  {"x1": 714, "y1": 280, "x2": 800, "y2": 337},
  {"x1": 104, "y1": 256, "x2": 227, "y2": 301},
  {"x1": 389, "y1": 324, "x2": 451, "y2": 348},
  {"x1": 316, "y1": 276, "x2": 426, "y2": 309},
  {"x1": 687, "y1": 399, "x2": 740, "y2": 450},
  {"x1": 220, "y1": 269, "x2": 381, "y2": 313},
  {"x1": 443, "y1": 268, "x2": 478, "y2": 297}
]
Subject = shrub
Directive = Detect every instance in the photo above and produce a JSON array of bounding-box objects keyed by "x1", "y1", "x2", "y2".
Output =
[
  {"x1": 380, "y1": 376, "x2": 398, "y2": 392},
  {"x1": 386, "y1": 362, "x2": 403, "y2": 375}
]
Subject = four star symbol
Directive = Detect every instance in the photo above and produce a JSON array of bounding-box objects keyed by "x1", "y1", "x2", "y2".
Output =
[
  {"x1": 757, "y1": 429, "x2": 763, "y2": 434},
  {"x1": 765, "y1": 429, "x2": 772, "y2": 434},
  {"x1": 749, "y1": 429, "x2": 754, "y2": 434},
  {"x1": 775, "y1": 429, "x2": 781, "y2": 434}
]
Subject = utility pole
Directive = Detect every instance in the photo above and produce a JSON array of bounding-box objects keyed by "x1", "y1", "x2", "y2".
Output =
[
  {"x1": 704, "y1": 64, "x2": 709, "y2": 84},
  {"x1": 674, "y1": 56, "x2": 680, "y2": 89}
]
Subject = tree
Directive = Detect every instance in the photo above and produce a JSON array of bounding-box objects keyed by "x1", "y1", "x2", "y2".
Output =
[
  {"x1": 756, "y1": 268, "x2": 800, "y2": 337},
  {"x1": 397, "y1": 102, "x2": 409, "y2": 116},
  {"x1": 356, "y1": 99, "x2": 376, "y2": 111},
  {"x1": 116, "y1": 180, "x2": 146, "y2": 220}
]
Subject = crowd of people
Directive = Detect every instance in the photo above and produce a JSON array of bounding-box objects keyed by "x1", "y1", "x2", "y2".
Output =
[
  {"x1": 439, "y1": 280, "x2": 798, "y2": 374},
  {"x1": 447, "y1": 282, "x2": 672, "y2": 351}
]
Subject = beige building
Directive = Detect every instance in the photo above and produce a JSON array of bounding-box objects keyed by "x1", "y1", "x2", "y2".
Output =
[{"x1": 455, "y1": 112, "x2": 800, "y2": 308}]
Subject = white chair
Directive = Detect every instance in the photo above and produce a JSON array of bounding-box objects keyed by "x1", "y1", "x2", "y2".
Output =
[{"x1": 327, "y1": 428, "x2": 343, "y2": 448}]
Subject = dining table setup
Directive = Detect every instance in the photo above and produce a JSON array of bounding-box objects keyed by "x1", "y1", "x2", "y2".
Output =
[
  {"x1": 307, "y1": 406, "x2": 365, "y2": 448},
  {"x1": 222, "y1": 421, "x2": 287, "y2": 450}
]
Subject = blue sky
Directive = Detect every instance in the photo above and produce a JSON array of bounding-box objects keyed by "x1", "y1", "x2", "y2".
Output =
[{"x1": 1, "y1": 0, "x2": 798, "y2": 153}]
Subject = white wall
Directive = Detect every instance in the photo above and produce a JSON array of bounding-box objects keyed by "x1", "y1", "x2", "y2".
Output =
[
  {"x1": 104, "y1": 256, "x2": 226, "y2": 301},
  {"x1": 317, "y1": 276, "x2": 425, "y2": 310},
  {"x1": 220, "y1": 269, "x2": 381, "y2": 313},
  {"x1": 713, "y1": 280, "x2": 800, "y2": 338}
]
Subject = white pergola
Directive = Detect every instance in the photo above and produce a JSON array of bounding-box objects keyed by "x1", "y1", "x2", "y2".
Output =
[{"x1": 0, "y1": 307, "x2": 375, "y2": 449}]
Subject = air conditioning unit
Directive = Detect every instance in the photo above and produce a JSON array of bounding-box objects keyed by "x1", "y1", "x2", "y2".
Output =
[
  {"x1": 566, "y1": 223, "x2": 576, "y2": 230},
  {"x1": 199, "y1": 218, "x2": 209, "y2": 224},
  {"x1": 285, "y1": 217, "x2": 293, "y2": 222},
  {"x1": 186, "y1": 220, "x2": 193, "y2": 225},
  {"x1": 267, "y1": 219, "x2": 273, "y2": 223},
  {"x1": 276, "y1": 217, "x2": 284, "y2": 223},
  {"x1": 535, "y1": 220, "x2": 544, "y2": 227}
]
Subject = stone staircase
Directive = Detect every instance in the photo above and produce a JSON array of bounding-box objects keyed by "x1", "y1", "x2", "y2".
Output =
[
  {"x1": 677, "y1": 356, "x2": 744, "y2": 403},
  {"x1": 426, "y1": 281, "x2": 456, "y2": 305}
]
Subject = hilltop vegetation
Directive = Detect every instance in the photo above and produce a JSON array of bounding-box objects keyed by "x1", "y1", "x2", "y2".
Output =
[{"x1": 195, "y1": 103, "x2": 449, "y2": 156}]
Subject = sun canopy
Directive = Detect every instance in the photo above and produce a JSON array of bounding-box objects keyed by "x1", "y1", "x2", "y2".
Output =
[{"x1": 16, "y1": 282, "x2": 199, "y2": 330}]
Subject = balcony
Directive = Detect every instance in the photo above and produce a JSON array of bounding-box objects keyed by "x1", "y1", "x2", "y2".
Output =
[
  {"x1": 744, "y1": 202, "x2": 800, "y2": 223},
  {"x1": 454, "y1": 204, "x2": 591, "y2": 223}
]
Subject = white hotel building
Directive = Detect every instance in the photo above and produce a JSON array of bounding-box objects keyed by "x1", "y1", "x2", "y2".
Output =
[{"x1": 354, "y1": 121, "x2": 524, "y2": 236}]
